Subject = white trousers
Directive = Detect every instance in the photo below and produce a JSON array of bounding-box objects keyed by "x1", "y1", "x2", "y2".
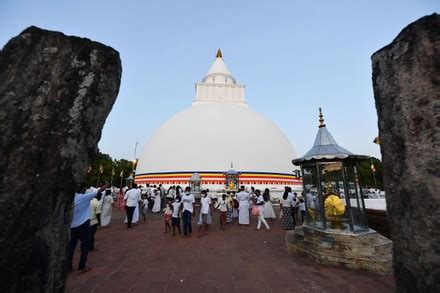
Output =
[{"x1": 257, "y1": 212, "x2": 270, "y2": 230}]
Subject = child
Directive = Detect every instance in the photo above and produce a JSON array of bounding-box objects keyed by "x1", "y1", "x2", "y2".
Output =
[
  {"x1": 141, "y1": 195, "x2": 149, "y2": 222},
  {"x1": 217, "y1": 194, "x2": 228, "y2": 230},
  {"x1": 163, "y1": 201, "x2": 172, "y2": 234},
  {"x1": 299, "y1": 198, "x2": 306, "y2": 224},
  {"x1": 171, "y1": 197, "x2": 182, "y2": 236}
]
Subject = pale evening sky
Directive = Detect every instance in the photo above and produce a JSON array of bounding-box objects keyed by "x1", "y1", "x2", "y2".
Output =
[{"x1": 1, "y1": 1, "x2": 438, "y2": 160}]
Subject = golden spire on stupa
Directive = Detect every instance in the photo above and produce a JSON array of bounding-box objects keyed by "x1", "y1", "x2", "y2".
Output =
[{"x1": 216, "y1": 48, "x2": 223, "y2": 58}]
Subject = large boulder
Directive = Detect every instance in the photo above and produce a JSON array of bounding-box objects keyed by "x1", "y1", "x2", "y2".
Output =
[
  {"x1": 0, "y1": 26, "x2": 121, "y2": 291},
  {"x1": 372, "y1": 14, "x2": 440, "y2": 292}
]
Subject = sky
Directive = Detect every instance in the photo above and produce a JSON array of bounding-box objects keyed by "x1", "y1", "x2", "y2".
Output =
[{"x1": 1, "y1": 1, "x2": 438, "y2": 160}]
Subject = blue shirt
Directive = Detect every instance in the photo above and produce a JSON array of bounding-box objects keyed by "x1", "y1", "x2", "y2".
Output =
[{"x1": 71, "y1": 190, "x2": 98, "y2": 228}]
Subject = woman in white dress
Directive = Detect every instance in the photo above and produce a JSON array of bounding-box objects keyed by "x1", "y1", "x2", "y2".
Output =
[
  {"x1": 100, "y1": 189, "x2": 115, "y2": 226},
  {"x1": 262, "y1": 188, "x2": 276, "y2": 219},
  {"x1": 237, "y1": 187, "x2": 250, "y2": 225},
  {"x1": 152, "y1": 189, "x2": 162, "y2": 213}
]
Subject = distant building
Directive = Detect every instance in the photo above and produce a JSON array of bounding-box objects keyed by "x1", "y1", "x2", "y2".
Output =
[{"x1": 135, "y1": 50, "x2": 301, "y2": 192}]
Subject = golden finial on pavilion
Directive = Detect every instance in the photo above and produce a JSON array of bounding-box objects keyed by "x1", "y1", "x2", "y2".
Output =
[
  {"x1": 319, "y1": 107, "x2": 326, "y2": 128},
  {"x1": 216, "y1": 48, "x2": 223, "y2": 58}
]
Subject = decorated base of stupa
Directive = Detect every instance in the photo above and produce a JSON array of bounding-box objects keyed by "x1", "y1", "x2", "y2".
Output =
[{"x1": 285, "y1": 226, "x2": 392, "y2": 273}]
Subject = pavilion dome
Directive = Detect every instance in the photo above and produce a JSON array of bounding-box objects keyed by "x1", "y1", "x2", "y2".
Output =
[{"x1": 136, "y1": 50, "x2": 298, "y2": 189}]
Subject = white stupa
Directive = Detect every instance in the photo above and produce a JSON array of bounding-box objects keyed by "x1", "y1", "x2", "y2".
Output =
[{"x1": 135, "y1": 50, "x2": 301, "y2": 192}]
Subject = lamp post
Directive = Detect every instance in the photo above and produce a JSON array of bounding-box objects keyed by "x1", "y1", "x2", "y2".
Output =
[{"x1": 132, "y1": 141, "x2": 139, "y2": 187}]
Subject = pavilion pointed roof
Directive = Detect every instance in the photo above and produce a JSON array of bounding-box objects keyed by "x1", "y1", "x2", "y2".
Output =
[{"x1": 292, "y1": 108, "x2": 368, "y2": 165}]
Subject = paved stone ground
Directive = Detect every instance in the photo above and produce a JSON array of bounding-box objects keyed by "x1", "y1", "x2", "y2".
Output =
[{"x1": 66, "y1": 208, "x2": 394, "y2": 292}]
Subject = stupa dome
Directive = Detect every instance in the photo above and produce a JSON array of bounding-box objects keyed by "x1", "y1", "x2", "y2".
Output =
[{"x1": 135, "y1": 50, "x2": 300, "y2": 190}]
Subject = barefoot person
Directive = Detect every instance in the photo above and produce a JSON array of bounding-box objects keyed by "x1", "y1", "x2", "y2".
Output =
[
  {"x1": 217, "y1": 194, "x2": 228, "y2": 230},
  {"x1": 124, "y1": 184, "x2": 141, "y2": 229},
  {"x1": 163, "y1": 201, "x2": 172, "y2": 234},
  {"x1": 68, "y1": 183, "x2": 107, "y2": 274},
  {"x1": 181, "y1": 187, "x2": 195, "y2": 237},
  {"x1": 255, "y1": 189, "x2": 270, "y2": 231},
  {"x1": 171, "y1": 196, "x2": 182, "y2": 236},
  {"x1": 237, "y1": 186, "x2": 250, "y2": 226},
  {"x1": 199, "y1": 190, "x2": 212, "y2": 237}
]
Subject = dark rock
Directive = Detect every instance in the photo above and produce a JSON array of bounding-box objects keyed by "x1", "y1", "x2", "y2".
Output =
[
  {"x1": 0, "y1": 26, "x2": 121, "y2": 291},
  {"x1": 372, "y1": 14, "x2": 440, "y2": 292}
]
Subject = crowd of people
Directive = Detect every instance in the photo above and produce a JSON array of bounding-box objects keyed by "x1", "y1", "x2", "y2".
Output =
[{"x1": 67, "y1": 182, "x2": 305, "y2": 274}]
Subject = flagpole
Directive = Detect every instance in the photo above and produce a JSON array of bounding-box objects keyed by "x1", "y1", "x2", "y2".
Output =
[
  {"x1": 110, "y1": 166, "x2": 114, "y2": 187},
  {"x1": 120, "y1": 171, "x2": 123, "y2": 188},
  {"x1": 371, "y1": 158, "x2": 377, "y2": 191}
]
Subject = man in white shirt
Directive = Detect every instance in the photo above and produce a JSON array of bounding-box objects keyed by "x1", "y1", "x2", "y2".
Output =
[
  {"x1": 199, "y1": 190, "x2": 212, "y2": 236},
  {"x1": 181, "y1": 186, "x2": 195, "y2": 236},
  {"x1": 124, "y1": 183, "x2": 141, "y2": 228}
]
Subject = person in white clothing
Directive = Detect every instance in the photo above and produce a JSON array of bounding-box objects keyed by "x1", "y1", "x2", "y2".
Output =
[
  {"x1": 217, "y1": 194, "x2": 228, "y2": 230},
  {"x1": 171, "y1": 197, "x2": 181, "y2": 235},
  {"x1": 181, "y1": 187, "x2": 195, "y2": 236},
  {"x1": 124, "y1": 184, "x2": 141, "y2": 228},
  {"x1": 152, "y1": 189, "x2": 162, "y2": 212},
  {"x1": 100, "y1": 189, "x2": 115, "y2": 227},
  {"x1": 255, "y1": 190, "x2": 270, "y2": 230},
  {"x1": 199, "y1": 190, "x2": 212, "y2": 236},
  {"x1": 262, "y1": 188, "x2": 276, "y2": 219},
  {"x1": 237, "y1": 186, "x2": 250, "y2": 225},
  {"x1": 299, "y1": 198, "x2": 306, "y2": 224}
]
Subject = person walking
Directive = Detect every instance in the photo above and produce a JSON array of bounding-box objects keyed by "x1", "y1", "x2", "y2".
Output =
[
  {"x1": 117, "y1": 187, "x2": 125, "y2": 211},
  {"x1": 217, "y1": 194, "x2": 228, "y2": 230},
  {"x1": 100, "y1": 189, "x2": 115, "y2": 227},
  {"x1": 198, "y1": 190, "x2": 212, "y2": 237},
  {"x1": 171, "y1": 196, "x2": 182, "y2": 236},
  {"x1": 68, "y1": 183, "x2": 107, "y2": 274},
  {"x1": 262, "y1": 188, "x2": 276, "y2": 219},
  {"x1": 152, "y1": 189, "x2": 162, "y2": 213},
  {"x1": 280, "y1": 187, "x2": 295, "y2": 230},
  {"x1": 225, "y1": 192, "x2": 234, "y2": 223},
  {"x1": 89, "y1": 193, "x2": 101, "y2": 251},
  {"x1": 299, "y1": 198, "x2": 306, "y2": 224},
  {"x1": 181, "y1": 187, "x2": 195, "y2": 236},
  {"x1": 124, "y1": 184, "x2": 141, "y2": 229},
  {"x1": 255, "y1": 189, "x2": 270, "y2": 231},
  {"x1": 237, "y1": 186, "x2": 250, "y2": 226},
  {"x1": 163, "y1": 201, "x2": 172, "y2": 234}
]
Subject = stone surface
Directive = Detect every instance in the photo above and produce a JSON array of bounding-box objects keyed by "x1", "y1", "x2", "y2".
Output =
[
  {"x1": 372, "y1": 13, "x2": 440, "y2": 292},
  {"x1": 66, "y1": 209, "x2": 395, "y2": 292},
  {"x1": 285, "y1": 226, "x2": 393, "y2": 273},
  {"x1": 0, "y1": 26, "x2": 121, "y2": 292}
]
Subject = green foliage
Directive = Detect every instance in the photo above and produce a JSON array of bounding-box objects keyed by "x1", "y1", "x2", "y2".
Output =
[
  {"x1": 358, "y1": 157, "x2": 383, "y2": 190},
  {"x1": 84, "y1": 152, "x2": 134, "y2": 187}
]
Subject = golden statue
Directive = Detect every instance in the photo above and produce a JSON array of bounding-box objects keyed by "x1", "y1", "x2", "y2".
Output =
[{"x1": 324, "y1": 192, "x2": 346, "y2": 229}]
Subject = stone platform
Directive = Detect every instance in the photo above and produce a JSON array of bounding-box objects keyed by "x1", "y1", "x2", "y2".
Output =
[{"x1": 285, "y1": 226, "x2": 392, "y2": 273}]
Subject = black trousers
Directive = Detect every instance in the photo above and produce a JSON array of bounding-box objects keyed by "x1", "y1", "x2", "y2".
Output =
[
  {"x1": 90, "y1": 223, "x2": 98, "y2": 250},
  {"x1": 182, "y1": 210, "x2": 192, "y2": 235},
  {"x1": 126, "y1": 206, "x2": 136, "y2": 228},
  {"x1": 68, "y1": 220, "x2": 91, "y2": 270}
]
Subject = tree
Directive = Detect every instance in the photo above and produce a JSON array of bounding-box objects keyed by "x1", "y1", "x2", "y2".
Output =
[
  {"x1": 84, "y1": 152, "x2": 134, "y2": 187},
  {"x1": 358, "y1": 157, "x2": 383, "y2": 190}
]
